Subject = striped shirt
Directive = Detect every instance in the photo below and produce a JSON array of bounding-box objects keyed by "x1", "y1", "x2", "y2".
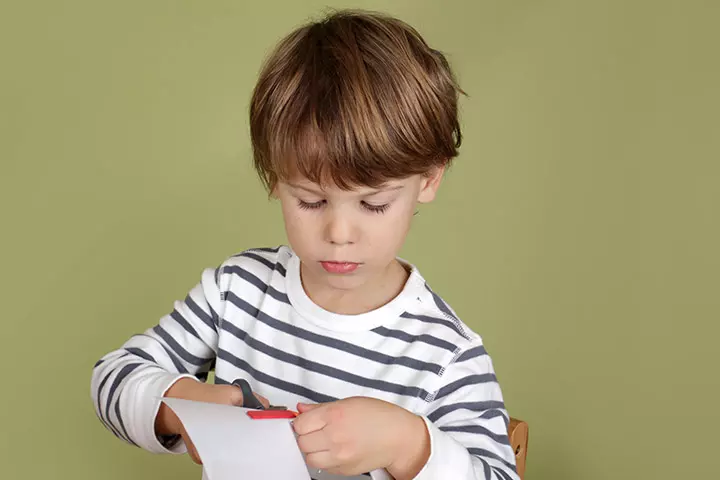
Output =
[{"x1": 91, "y1": 246, "x2": 518, "y2": 480}]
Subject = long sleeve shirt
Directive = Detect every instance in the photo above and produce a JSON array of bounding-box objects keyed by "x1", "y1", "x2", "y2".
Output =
[{"x1": 91, "y1": 246, "x2": 519, "y2": 480}]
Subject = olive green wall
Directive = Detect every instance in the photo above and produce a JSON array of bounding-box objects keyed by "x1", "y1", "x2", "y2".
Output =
[{"x1": 1, "y1": 1, "x2": 717, "y2": 479}]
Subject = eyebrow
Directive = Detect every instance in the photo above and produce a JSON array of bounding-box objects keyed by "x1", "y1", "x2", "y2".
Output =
[
  {"x1": 288, "y1": 183, "x2": 405, "y2": 195},
  {"x1": 287, "y1": 183, "x2": 324, "y2": 195}
]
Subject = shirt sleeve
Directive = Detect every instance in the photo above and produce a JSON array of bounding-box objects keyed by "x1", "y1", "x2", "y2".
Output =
[
  {"x1": 90, "y1": 266, "x2": 225, "y2": 454},
  {"x1": 412, "y1": 341, "x2": 520, "y2": 480}
]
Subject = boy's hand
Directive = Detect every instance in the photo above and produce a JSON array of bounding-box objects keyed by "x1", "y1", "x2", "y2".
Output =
[
  {"x1": 293, "y1": 397, "x2": 430, "y2": 480},
  {"x1": 155, "y1": 377, "x2": 269, "y2": 464}
]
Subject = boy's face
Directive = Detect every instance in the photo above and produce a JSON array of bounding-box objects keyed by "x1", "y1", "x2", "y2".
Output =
[{"x1": 274, "y1": 170, "x2": 443, "y2": 297}]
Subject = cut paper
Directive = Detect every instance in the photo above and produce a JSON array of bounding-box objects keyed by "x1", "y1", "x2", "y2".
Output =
[{"x1": 161, "y1": 398, "x2": 311, "y2": 480}]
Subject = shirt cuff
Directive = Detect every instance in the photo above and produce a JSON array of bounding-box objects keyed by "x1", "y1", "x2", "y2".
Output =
[
  {"x1": 136, "y1": 372, "x2": 199, "y2": 454},
  {"x1": 411, "y1": 416, "x2": 472, "y2": 480}
]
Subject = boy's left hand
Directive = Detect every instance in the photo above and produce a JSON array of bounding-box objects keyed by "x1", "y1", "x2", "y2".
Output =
[{"x1": 293, "y1": 397, "x2": 430, "y2": 480}]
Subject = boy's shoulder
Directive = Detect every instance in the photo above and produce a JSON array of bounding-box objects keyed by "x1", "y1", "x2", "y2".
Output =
[
  {"x1": 216, "y1": 245, "x2": 292, "y2": 277},
  {"x1": 207, "y1": 246, "x2": 292, "y2": 302},
  {"x1": 403, "y1": 269, "x2": 484, "y2": 355}
]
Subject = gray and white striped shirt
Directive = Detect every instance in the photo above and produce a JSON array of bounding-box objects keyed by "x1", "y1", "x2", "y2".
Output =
[{"x1": 91, "y1": 246, "x2": 518, "y2": 479}]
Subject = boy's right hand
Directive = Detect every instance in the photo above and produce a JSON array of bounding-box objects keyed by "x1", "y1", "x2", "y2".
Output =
[{"x1": 155, "y1": 377, "x2": 269, "y2": 464}]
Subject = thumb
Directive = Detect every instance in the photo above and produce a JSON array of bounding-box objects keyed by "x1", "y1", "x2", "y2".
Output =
[
  {"x1": 256, "y1": 393, "x2": 270, "y2": 409},
  {"x1": 296, "y1": 402, "x2": 322, "y2": 414}
]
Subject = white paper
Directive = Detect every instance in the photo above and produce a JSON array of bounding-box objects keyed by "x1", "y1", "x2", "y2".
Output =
[{"x1": 162, "y1": 397, "x2": 311, "y2": 480}]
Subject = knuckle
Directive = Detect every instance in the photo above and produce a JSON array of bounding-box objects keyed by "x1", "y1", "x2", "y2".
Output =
[
  {"x1": 296, "y1": 435, "x2": 309, "y2": 452},
  {"x1": 306, "y1": 454, "x2": 322, "y2": 469},
  {"x1": 336, "y1": 446, "x2": 353, "y2": 463},
  {"x1": 291, "y1": 419, "x2": 304, "y2": 435},
  {"x1": 328, "y1": 427, "x2": 346, "y2": 444},
  {"x1": 328, "y1": 404, "x2": 345, "y2": 423}
]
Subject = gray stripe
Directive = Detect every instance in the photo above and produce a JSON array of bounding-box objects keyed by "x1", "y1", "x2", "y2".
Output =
[
  {"x1": 114, "y1": 394, "x2": 138, "y2": 447},
  {"x1": 222, "y1": 265, "x2": 290, "y2": 304},
  {"x1": 96, "y1": 365, "x2": 125, "y2": 439},
  {"x1": 435, "y1": 374, "x2": 498, "y2": 400},
  {"x1": 221, "y1": 321, "x2": 432, "y2": 398},
  {"x1": 170, "y1": 310, "x2": 200, "y2": 340},
  {"x1": 457, "y1": 345, "x2": 487, "y2": 362},
  {"x1": 250, "y1": 246, "x2": 282, "y2": 253},
  {"x1": 94, "y1": 358, "x2": 105, "y2": 368},
  {"x1": 184, "y1": 295, "x2": 217, "y2": 330},
  {"x1": 439, "y1": 424, "x2": 511, "y2": 446},
  {"x1": 480, "y1": 409, "x2": 510, "y2": 429},
  {"x1": 424, "y1": 284, "x2": 471, "y2": 340},
  {"x1": 226, "y1": 292, "x2": 442, "y2": 374},
  {"x1": 96, "y1": 352, "x2": 128, "y2": 408},
  {"x1": 372, "y1": 326, "x2": 457, "y2": 353},
  {"x1": 401, "y1": 312, "x2": 466, "y2": 339},
  {"x1": 492, "y1": 466, "x2": 515, "y2": 480},
  {"x1": 425, "y1": 283, "x2": 459, "y2": 321},
  {"x1": 152, "y1": 325, "x2": 211, "y2": 366},
  {"x1": 105, "y1": 363, "x2": 142, "y2": 442},
  {"x1": 468, "y1": 448, "x2": 517, "y2": 473},
  {"x1": 479, "y1": 458, "x2": 492, "y2": 479},
  {"x1": 216, "y1": 349, "x2": 338, "y2": 403},
  {"x1": 137, "y1": 334, "x2": 188, "y2": 373},
  {"x1": 235, "y1": 251, "x2": 287, "y2": 276},
  {"x1": 125, "y1": 347, "x2": 156, "y2": 363},
  {"x1": 427, "y1": 401, "x2": 506, "y2": 422}
]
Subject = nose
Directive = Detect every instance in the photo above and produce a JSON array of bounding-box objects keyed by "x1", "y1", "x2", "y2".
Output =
[{"x1": 323, "y1": 209, "x2": 356, "y2": 246}]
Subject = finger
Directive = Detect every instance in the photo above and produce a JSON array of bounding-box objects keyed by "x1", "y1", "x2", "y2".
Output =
[
  {"x1": 297, "y1": 402, "x2": 322, "y2": 414},
  {"x1": 305, "y1": 451, "x2": 341, "y2": 471},
  {"x1": 187, "y1": 441, "x2": 203, "y2": 465},
  {"x1": 215, "y1": 385, "x2": 244, "y2": 406},
  {"x1": 293, "y1": 406, "x2": 328, "y2": 435},
  {"x1": 296, "y1": 429, "x2": 330, "y2": 454},
  {"x1": 256, "y1": 393, "x2": 270, "y2": 409}
]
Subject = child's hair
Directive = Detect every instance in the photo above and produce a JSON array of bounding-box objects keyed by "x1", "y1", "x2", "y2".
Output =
[{"x1": 250, "y1": 9, "x2": 464, "y2": 191}]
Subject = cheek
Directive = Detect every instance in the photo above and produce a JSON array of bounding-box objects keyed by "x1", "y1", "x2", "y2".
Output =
[
  {"x1": 280, "y1": 203, "x2": 309, "y2": 241},
  {"x1": 366, "y1": 207, "x2": 414, "y2": 251},
  {"x1": 281, "y1": 205, "x2": 329, "y2": 257}
]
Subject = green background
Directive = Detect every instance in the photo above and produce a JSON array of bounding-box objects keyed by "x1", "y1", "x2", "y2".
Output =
[{"x1": 1, "y1": 1, "x2": 718, "y2": 479}]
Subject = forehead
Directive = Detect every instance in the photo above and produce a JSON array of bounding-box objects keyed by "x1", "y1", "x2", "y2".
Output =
[{"x1": 284, "y1": 175, "x2": 410, "y2": 195}]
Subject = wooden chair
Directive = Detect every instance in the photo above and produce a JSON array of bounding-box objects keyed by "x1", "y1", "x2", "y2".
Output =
[{"x1": 508, "y1": 417, "x2": 529, "y2": 479}]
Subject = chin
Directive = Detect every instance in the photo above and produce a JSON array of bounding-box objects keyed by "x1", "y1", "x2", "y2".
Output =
[{"x1": 320, "y1": 272, "x2": 367, "y2": 291}]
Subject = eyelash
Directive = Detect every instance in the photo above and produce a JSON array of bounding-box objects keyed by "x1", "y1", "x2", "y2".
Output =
[{"x1": 297, "y1": 199, "x2": 390, "y2": 214}]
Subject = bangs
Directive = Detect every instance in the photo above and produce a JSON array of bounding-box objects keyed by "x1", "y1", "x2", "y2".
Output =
[{"x1": 268, "y1": 100, "x2": 439, "y2": 191}]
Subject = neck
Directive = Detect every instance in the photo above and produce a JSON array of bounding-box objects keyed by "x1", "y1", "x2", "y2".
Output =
[{"x1": 300, "y1": 260, "x2": 409, "y2": 315}]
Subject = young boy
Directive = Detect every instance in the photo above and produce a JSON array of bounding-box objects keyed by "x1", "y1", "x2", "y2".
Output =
[{"x1": 91, "y1": 10, "x2": 518, "y2": 480}]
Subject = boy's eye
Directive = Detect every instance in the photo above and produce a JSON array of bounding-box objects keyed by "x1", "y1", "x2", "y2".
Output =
[
  {"x1": 297, "y1": 199, "x2": 390, "y2": 214},
  {"x1": 361, "y1": 201, "x2": 390, "y2": 214},
  {"x1": 297, "y1": 199, "x2": 325, "y2": 210}
]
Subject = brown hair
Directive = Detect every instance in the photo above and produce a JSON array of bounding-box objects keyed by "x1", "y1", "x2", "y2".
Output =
[{"x1": 250, "y1": 9, "x2": 464, "y2": 191}]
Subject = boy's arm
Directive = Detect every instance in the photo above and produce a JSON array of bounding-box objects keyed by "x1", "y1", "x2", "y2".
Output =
[
  {"x1": 410, "y1": 341, "x2": 520, "y2": 480},
  {"x1": 90, "y1": 266, "x2": 224, "y2": 453}
]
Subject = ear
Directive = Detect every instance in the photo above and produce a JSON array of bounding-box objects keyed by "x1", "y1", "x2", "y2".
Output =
[{"x1": 417, "y1": 166, "x2": 445, "y2": 204}]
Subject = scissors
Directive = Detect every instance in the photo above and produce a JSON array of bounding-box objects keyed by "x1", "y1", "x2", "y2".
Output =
[{"x1": 232, "y1": 378, "x2": 294, "y2": 412}]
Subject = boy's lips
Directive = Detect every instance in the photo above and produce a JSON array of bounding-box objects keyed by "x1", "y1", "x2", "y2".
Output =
[{"x1": 320, "y1": 261, "x2": 360, "y2": 274}]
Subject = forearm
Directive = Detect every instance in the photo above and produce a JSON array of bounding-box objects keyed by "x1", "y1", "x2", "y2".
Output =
[
  {"x1": 154, "y1": 376, "x2": 248, "y2": 429},
  {"x1": 91, "y1": 351, "x2": 195, "y2": 452},
  {"x1": 154, "y1": 377, "x2": 200, "y2": 436},
  {"x1": 91, "y1": 267, "x2": 224, "y2": 450}
]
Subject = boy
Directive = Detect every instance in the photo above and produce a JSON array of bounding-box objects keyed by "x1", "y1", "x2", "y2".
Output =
[{"x1": 91, "y1": 9, "x2": 518, "y2": 480}]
